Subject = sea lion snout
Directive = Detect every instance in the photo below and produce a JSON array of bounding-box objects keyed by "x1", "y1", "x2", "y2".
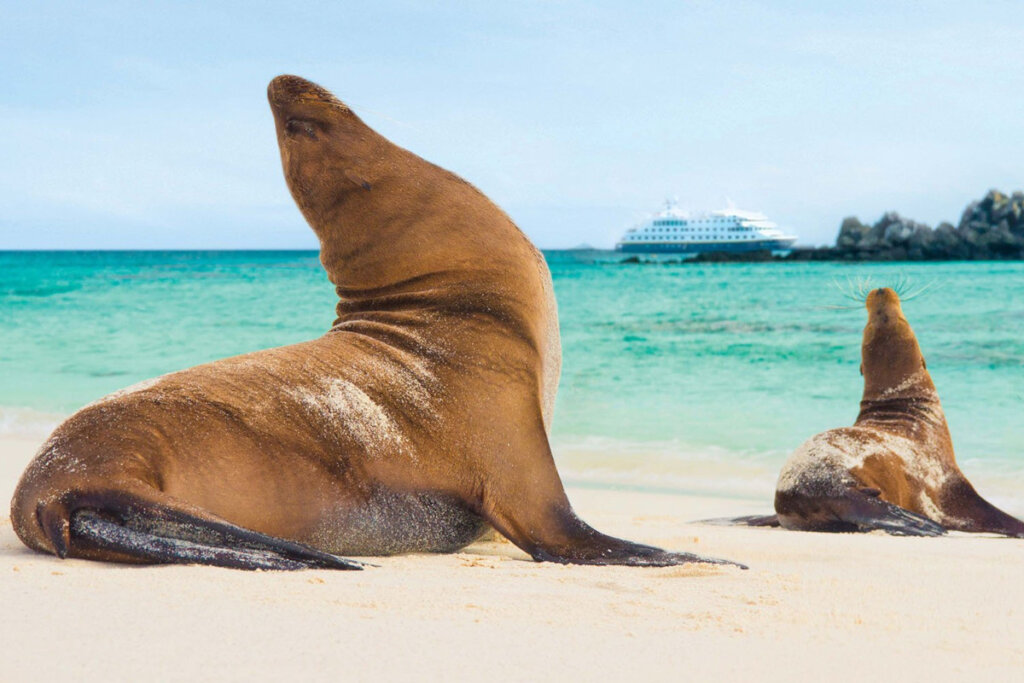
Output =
[
  {"x1": 267, "y1": 74, "x2": 345, "y2": 110},
  {"x1": 866, "y1": 287, "x2": 900, "y2": 308},
  {"x1": 865, "y1": 287, "x2": 905, "y2": 325}
]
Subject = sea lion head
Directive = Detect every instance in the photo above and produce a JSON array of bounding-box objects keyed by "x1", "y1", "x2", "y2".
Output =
[
  {"x1": 860, "y1": 287, "x2": 935, "y2": 400},
  {"x1": 266, "y1": 74, "x2": 529, "y2": 294},
  {"x1": 267, "y1": 75, "x2": 384, "y2": 225}
]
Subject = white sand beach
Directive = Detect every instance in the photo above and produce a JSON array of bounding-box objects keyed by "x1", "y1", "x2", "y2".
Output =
[{"x1": 2, "y1": 433, "x2": 1022, "y2": 682}]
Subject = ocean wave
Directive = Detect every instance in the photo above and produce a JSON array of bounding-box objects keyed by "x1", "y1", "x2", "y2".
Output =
[
  {"x1": 3, "y1": 283, "x2": 82, "y2": 297},
  {"x1": 0, "y1": 406, "x2": 65, "y2": 438},
  {"x1": 551, "y1": 434, "x2": 1024, "y2": 516},
  {"x1": 551, "y1": 435, "x2": 785, "y2": 502}
]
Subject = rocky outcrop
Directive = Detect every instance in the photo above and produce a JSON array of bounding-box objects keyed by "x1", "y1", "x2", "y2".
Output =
[{"x1": 828, "y1": 190, "x2": 1024, "y2": 260}]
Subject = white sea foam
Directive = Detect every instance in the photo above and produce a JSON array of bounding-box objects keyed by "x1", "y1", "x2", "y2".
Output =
[
  {"x1": 551, "y1": 435, "x2": 785, "y2": 502},
  {"x1": 0, "y1": 406, "x2": 66, "y2": 438}
]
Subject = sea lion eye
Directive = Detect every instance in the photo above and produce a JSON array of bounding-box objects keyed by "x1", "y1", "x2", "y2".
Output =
[{"x1": 285, "y1": 119, "x2": 317, "y2": 139}]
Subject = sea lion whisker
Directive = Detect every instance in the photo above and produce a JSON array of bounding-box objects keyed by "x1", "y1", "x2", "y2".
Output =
[
  {"x1": 900, "y1": 279, "x2": 940, "y2": 302},
  {"x1": 854, "y1": 276, "x2": 872, "y2": 302},
  {"x1": 893, "y1": 273, "x2": 912, "y2": 297},
  {"x1": 345, "y1": 102, "x2": 421, "y2": 131},
  {"x1": 830, "y1": 277, "x2": 862, "y2": 302}
]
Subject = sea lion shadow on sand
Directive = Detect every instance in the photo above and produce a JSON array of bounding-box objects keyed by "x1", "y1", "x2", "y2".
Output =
[
  {"x1": 706, "y1": 287, "x2": 1024, "y2": 539},
  {"x1": 10, "y1": 75, "x2": 745, "y2": 571}
]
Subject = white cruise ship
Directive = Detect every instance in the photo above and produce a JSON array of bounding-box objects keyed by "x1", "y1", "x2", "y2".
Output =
[{"x1": 616, "y1": 201, "x2": 797, "y2": 254}]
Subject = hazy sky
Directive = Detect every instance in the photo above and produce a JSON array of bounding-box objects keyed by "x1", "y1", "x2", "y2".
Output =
[{"x1": 4, "y1": 1, "x2": 1024, "y2": 249}]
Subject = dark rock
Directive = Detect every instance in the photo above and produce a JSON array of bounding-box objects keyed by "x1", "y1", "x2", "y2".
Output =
[
  {"x1": 825, "y1": 189, "x2": 1024, "y2": 261},
  {"x1": 689, "y1": 250, "x2": 775, "y2": 263},
  {"x1": 836, "y1": 217, "x2": 870, "y2": 249}
]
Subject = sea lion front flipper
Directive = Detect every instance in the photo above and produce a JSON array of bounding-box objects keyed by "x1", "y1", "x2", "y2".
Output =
[
  {"x1": 479, "y1": 421, "x2": 746, "y2": 568},
  {"x1": 45, "y1": 492, "x2": 364, "y2": 570},
  {"x1": 835, "y1": 489, "x2": 947, "y2": 537}
]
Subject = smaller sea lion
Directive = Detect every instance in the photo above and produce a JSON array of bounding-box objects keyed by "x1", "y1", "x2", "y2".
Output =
[{"x1": 742, "y1": 287, "x2": 1024, "y2": 537}]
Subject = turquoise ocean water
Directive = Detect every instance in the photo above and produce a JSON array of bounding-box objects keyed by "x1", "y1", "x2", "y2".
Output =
[{"x1": 2, "y1": 250, "x2": 1022, "y2": 511}]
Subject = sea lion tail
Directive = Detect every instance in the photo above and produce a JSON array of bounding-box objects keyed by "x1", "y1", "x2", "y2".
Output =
[{"x1": 33, "y1": 491, "x2": 365, "y2": 571}]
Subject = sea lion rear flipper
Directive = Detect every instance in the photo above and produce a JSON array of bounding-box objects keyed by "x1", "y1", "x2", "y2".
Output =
[
  {"x1": 938, "y1": 477, "x2": 1024, "y2": 538},
  {"x1": 480, "y1": 421, "x2": 747, "y2": 568},
  {"x1": 45, "y1": 493, "x2": 364, "y2": 570},
  {"x1": 835, "y1": 489, "x2": 946, "y2": 537}
]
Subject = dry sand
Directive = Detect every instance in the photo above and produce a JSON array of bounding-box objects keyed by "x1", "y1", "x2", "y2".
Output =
[{"x1": 2, "y1": 434, "x2": 1023, "y2": 682}]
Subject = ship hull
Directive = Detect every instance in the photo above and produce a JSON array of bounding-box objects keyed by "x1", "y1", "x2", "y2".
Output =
[{"x1": 615, "y1": 238, "x2": 796, "y2": 254}]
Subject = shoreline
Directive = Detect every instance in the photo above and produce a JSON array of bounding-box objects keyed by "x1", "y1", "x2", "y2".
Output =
[
  {"x1": 3, "y1": 434, "x2": 1024, "y2": 680},
  {"x1": 7, "y1": 246, "x2": 1024, "y2": 261},
  {"x1": 5, "y1": 419, "x2": 1023, "y2": 517}
]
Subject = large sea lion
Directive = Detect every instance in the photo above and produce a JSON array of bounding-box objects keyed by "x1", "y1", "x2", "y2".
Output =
[
  {"x1": 10, "y1": 75, "x2": 741, "y2": 570},
  {"x1": 765, "y1": 287, "x2": 1024, "y2": 537}
]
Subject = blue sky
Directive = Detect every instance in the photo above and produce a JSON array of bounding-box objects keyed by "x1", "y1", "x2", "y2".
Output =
[{"x1": 3, "y1": 1, "x2": 1024, "y2": 249}]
